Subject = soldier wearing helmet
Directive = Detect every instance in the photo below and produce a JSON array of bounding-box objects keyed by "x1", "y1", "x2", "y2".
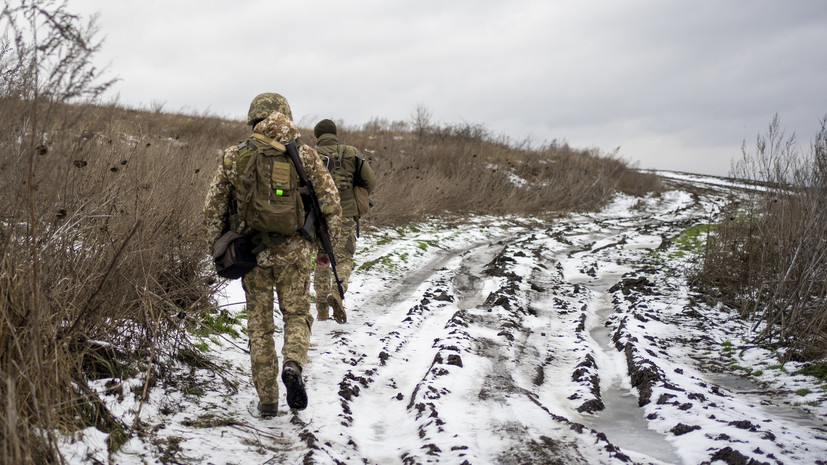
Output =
[{"x1": 204, "y1": 93, "x2": 343, "y2": 417}]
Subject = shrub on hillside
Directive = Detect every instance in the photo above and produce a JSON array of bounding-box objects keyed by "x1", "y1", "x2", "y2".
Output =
[
  {"x1": 0, "y1": 3, "x2": 247, "y2": 463},
  {"x1": 302, "y1": 118, "x2": 661, "y2": 225},
  {"x1": 694, "y1": 115, "x2": 827, "y2": 359}
]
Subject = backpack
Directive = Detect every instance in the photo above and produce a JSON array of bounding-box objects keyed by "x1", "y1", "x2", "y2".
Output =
[
  {"x1": 353, "y1": 157, "x2": 371, "y2": 217},
  {"x1": 318, "y1": 144, "x2": 372, "y2": 218},
  {"x1": 232, "y1": 134, "x2": 306, "y2": 248},
  {"x1": 317, "y1": 144, "x2": 355, "y2": 192}
]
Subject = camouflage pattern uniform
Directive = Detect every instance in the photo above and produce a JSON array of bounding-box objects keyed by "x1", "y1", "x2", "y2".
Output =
[
  {"x1": 204, "y1": 94, "x2": 342, "y2": 406},
  {"x1": 312, "y1": 120, "x2": 376, "y2": 320}
]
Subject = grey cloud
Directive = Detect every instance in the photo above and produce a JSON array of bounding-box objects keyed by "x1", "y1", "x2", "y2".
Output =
[{"x1": 67, "y1": 0, "x2": 827, "y2": 176}]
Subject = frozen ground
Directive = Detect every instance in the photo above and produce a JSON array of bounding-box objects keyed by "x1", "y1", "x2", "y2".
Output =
[{"x1": 60, "y1": 173, "x2": 827, "y2": 464}]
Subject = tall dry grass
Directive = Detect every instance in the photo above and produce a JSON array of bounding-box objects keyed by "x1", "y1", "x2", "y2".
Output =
[
  {"x1": 1, "y1": 3, "x2": 662, "y2": 464},
  {"x1": 1, "y1": 3, "x2": 249, "y2": 462},
  {"x1": 695, "y1": 115, "x2": 827, "y2": 359},
  {"x1": 1, "y1": 101, "x2": 248, "y2": 463},
  {"x1": 301, "y1": 118, "x2": 661, "y2": 226}
]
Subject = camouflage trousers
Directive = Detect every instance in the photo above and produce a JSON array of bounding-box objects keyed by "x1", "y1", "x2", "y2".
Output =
[
  {"x1": 314, "y1": 216, "x2": 357, "y2": 310},
  {"x1": 242, "y1": 258, "x2": 313, "y2": 404}
]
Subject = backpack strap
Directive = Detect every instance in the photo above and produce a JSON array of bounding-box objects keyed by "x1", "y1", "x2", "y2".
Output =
[
  {"x1": 354, "y1": 155, "x2": 365, "y2": 186},
  {"x1": 331, "y1": 144, "x2": 345, "y2": 169},
  {"x1": 250, "y1": 132, "x2": 286, "y2": 152}
]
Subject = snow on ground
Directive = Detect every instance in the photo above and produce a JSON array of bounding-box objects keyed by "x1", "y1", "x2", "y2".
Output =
[
  {"x1": 59, "y1": 173, "x2": 827, "y2": 465},
  {"x1": 648, "y1": 170, "x2": 772, "y2": 193}
]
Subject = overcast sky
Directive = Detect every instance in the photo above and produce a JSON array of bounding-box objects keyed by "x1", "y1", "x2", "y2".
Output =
[{"x1": 68, "y1": 0, "x2": 827, "y2": 176}]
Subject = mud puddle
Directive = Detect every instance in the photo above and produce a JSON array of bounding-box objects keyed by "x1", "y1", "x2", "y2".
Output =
[
  {"x1": 580, "y1": 276, "x2": 683, "y2": 465},
  {"x1": 708, "y1": 372, "x2": 827, "y2": 432},
  {"x1": 453, "y1": 240, "x2": 507, "y2": 309}
]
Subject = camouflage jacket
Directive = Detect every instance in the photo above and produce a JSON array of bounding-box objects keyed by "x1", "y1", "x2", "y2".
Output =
[
  {"x1": 204, "y1": 111, "x2": 343, "y2": 267},
  {"x1": 316, "y1": 133, "x2": 376, "y2": 218}
]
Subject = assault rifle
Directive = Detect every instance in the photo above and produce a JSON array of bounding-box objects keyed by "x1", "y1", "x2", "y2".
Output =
[{"x1": 284, "y1": 140, "x2": 345, "y2": 300}]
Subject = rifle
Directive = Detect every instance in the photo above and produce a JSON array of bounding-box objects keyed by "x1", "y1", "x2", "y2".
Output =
[{"x1": 284, "y1": 140, "x2": 345, "y2": 300}]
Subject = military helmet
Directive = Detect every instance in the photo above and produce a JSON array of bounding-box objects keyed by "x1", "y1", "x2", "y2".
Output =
[{"x1": 246, "y1": 93, "x2": 293, "y2": 126}]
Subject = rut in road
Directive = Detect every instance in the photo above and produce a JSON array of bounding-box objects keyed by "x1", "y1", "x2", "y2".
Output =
[{"x1": 300, "y1": 221, "x2": 646, "y2": 465}]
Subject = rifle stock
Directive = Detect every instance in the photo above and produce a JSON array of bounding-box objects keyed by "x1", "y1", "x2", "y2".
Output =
[{"x1": 284, "y1": 140, "x2": 345, "y2": 299}]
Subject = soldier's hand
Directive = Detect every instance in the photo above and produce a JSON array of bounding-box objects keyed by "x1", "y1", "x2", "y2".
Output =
[{"x1": 316, "y1": 253, "x2": 331, "y2": 268}]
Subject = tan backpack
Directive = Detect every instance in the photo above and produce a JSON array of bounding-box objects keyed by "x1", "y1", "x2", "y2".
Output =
[{"x1": 232, "y1": 134, "x2": 306, "y2": 244}]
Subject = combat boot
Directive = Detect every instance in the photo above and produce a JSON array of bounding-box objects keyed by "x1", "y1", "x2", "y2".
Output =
[
  {"x1": 281, "y1": 361, "x2": 307, "y2": 410},
  {"x1": 257, "y1": 402, "x2": 278, "y2": 418},
  {"x1": 316, "y1": 303, "x2": 329, "y2": 321},
  {"x1": 327, "y1": 292, "x2": 346, "y2": 324}
]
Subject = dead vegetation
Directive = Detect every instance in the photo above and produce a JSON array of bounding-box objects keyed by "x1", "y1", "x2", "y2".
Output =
[
  {"x1": 302, "y1": 117, "x2": 662, "y2": 226},
  {"x1": 694, "y1": 115, "x2": 827, "y2": 360}
]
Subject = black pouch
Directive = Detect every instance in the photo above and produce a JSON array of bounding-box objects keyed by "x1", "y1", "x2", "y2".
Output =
[{"x1": 212, "y1": 231, "x2": 257, "y2": 279}]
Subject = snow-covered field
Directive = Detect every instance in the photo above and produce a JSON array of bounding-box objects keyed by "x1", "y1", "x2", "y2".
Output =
[{"x1": 60, "y1": 173, "x2": 827, "y2": 464}]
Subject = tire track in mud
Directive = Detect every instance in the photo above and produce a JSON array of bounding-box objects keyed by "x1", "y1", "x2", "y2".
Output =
[
  {"x1": 296, "y1": 237, "x2": 513, "y2": 464},
  {"x1": 302, "y1": 212, "x2": 683, "y2": 464},
  {"x1": 303, "y1": 229, "x2": 637, "y2": 464},
  {"x1": 555, "y1": 188, "x2": 827, "y2": 464}
]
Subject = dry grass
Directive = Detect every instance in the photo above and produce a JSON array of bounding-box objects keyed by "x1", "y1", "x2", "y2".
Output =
[
  {"x1": 301, "y1": 119, "x2": 662, "y2": 226},
  {"x1": 0, "y1": 100, "x2": 247, "y2": 463},
  {"x1": 694, "y1": 115, "x2": 827, "y2": 360}
]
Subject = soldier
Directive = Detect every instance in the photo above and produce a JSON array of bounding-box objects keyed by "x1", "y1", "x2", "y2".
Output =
[
  {"x1": 204, "y1": 93, "x2": 342, "y2": 417},
  {"x1": 312, "y1": 119, "x2": 376, "y2": 323}
]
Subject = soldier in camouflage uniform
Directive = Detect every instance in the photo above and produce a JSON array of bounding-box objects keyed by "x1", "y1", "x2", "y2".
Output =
[
  {"x1": 204, "y1": 94, "x2": 343, "y2": 417},
  {"x1": 312, "y1": 119, "x2": 376, "y2": 323}
]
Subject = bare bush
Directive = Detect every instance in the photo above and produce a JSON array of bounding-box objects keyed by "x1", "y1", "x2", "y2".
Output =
[
  {"x1": 0, "y1": 3, "x2": 250, "y2": 463},
  {"x1": 696, "y1": 115, "x2": 827, "y2": 359}
]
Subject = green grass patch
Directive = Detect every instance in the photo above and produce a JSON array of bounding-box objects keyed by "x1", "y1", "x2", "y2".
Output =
[
  {"x1": 795, "y1": 388, "x2": 811, "y2": 396},
  {"x1": 416, "y1": 239, "x2": 438, "y2": 251},
  {"x1": 193, "y1": 341, "x2": 210, "y2": 353},
  {"x1": 766, "y1": 363, "x2": 788, "y2": 373},
  {"x1": 190, "y1": 308, "x2": 242, "y2": 339},
  {"x1": 374, "y1": 235, "x2": 396, "y2": 247},
  {"x1": 722, "y1": 340, "x2": 733, "y2": 354},
  {"x1": 668, "y1": 223, "x2": 717, "y2": 259},
  {"x1": 358, "y1": 251, "x2": 409, "y2": 272},
  {"x1": 358, "y1": 255, "x2": 388, "y2": 272},
  {"x1": 798, "y1": 362, "x2": 827, "y2": 380}
]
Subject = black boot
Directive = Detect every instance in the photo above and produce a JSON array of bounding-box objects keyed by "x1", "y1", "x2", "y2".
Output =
[
  {"x1": 257, "y1": 402, "x2": 278, "y2": 418},
  {"x1": 281, "y1": 361, "x2": 307, "y2": 410}
]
